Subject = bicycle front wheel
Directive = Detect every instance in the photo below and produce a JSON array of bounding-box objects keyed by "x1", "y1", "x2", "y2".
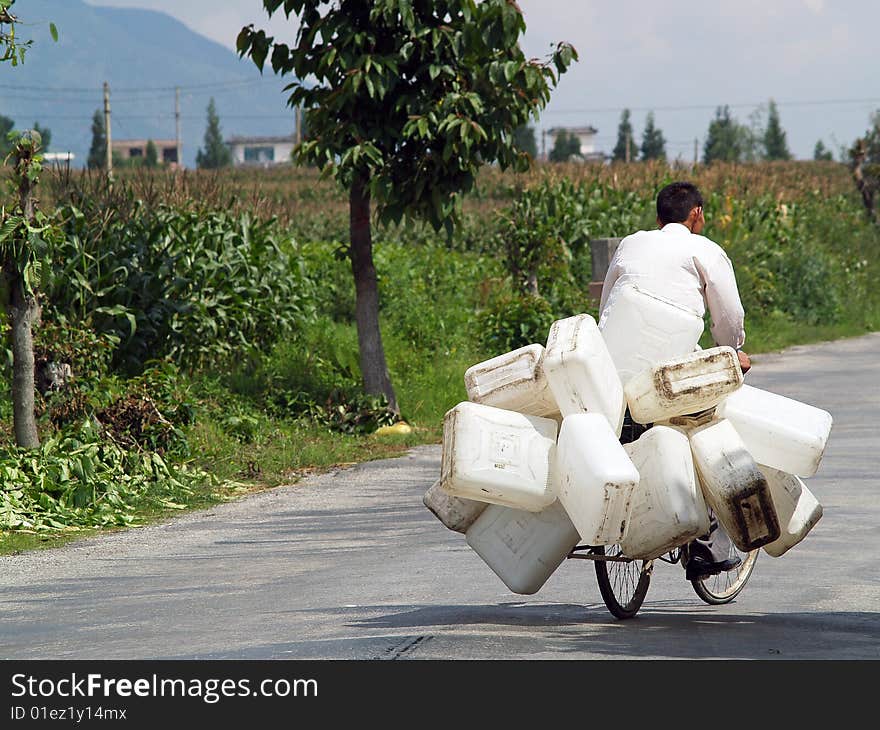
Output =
[
  {"x1": 691, "y1": 545, "x2": 759, "y2": 605},
  {"x1": 594, "y1": 544, "x2": 653, "y2": 620}
]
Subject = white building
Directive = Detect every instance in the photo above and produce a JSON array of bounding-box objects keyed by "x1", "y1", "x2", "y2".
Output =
[{"x1": 226, "y1": 135, "x2": 296, "y2": 167}]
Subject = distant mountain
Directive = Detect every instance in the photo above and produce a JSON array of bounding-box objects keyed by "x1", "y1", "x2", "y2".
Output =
[{"x1": 1, "y1": 0, "x2": 298, "y2": 168}]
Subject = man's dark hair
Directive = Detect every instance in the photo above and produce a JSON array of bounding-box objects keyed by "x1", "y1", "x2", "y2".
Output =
[{"x1": 656, "y1": 181, "x2": 703, "y2": 225}]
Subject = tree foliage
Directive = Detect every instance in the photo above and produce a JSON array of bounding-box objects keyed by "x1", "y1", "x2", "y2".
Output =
[
  {"x1": 813, "y1": 140, "x2": 834, "y2": 162},
  {"x1": 639, "y1": 111, "x2": 665, "y2": 161},
  {"x1": 612, "y1": 108, "x2": 633, "y2": 162},
  {"x1": 549, "y1": 129, "x2": 582, "y2": 162},
  {"x1": 763, "y1": 99, "x2": 791, "y2": 161},
  {"x1": 0, "y1": 113, "x2": 14, "y2": 161},
  {"x1": 195, "y1": 98, "x2": 232, "y2": 170},
  {"x1": 703, "y1": 105, "x2": 751, "y2": 164},
  {"x1": 1, "y1": 0, "x2": 56, "y2": 66},
  {"x1": 145, "y1": 139, "x2": 158, "y2": 168},
  {"x1": 87, "y1": 110, "x2": 106, "y2": 170},
  {"x1": 237, "y1": 0, "x2": 577, "y2": 232}
]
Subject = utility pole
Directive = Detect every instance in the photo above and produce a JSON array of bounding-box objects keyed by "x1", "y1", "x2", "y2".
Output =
[
  {"x1": 175, "y1": 86, "x2": 182, "y2": 168},
  {"x1": 295, "y1": 105, "x2": 302, "y2": 146},
  {"x1": 103, "y1": 81, "x2": 112, "y2": 174},
  {"x1": 694, "y1": 137, "x2": 698, "y2": 167}
]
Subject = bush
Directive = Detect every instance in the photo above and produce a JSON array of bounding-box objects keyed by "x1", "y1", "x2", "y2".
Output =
[
  {"x1": 475, "y1": 291, "x2": 555, "y2": 354},
  {"x1": 46, "y1": 203, "x2": 315, "y2": 373}
]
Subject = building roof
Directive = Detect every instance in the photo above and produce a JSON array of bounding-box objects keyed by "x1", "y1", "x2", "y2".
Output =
[
  {"x1": 110, "y1": 139, "x2": 177, "y2": 148},
  {"x1": 226, "y1": 135, "x2": 296, "y2": 145},
  {"x1": 546, "y1": 126, "x2": 599, "y2": 135}
]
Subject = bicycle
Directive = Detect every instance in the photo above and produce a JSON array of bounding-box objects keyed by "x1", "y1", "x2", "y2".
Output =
[
  {"x1": 566, "y1": 539, "x2": 759, "y2": 619},
  {"x1": 565, "y1": 408, "x2": 759, "y2": 620}
]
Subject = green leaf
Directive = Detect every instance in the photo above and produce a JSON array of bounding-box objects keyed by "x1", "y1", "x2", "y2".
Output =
[{"x1": 49, "y1": 23, "x2": 59, "y2": 42}]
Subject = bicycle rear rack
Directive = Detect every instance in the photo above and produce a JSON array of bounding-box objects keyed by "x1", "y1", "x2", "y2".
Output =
[{"x1": 566, "y1": 545, "x2": 635, "y2": 562}]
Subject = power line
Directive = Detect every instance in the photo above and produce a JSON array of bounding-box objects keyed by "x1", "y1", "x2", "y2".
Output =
[{"x1": 543, "y1": 97, "x2": 880, "y2": 115}]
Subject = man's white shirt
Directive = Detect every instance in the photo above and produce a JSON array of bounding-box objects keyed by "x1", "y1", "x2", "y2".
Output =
[{"x1": 598, "y1": 222, "x2": 746, "y2": 350}]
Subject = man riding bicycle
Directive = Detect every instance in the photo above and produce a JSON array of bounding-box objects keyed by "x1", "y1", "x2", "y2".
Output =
[{"x1": 598, "y1": 181, "x2": 751, "y2": 581}]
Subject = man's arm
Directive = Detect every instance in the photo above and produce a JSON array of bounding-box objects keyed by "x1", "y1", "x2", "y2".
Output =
[{"x1": 696, "y1": 248, "x2": 746, "y2": 350}]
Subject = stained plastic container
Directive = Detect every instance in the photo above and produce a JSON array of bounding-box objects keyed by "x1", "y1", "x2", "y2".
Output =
[
  {"x1": 423, "y1": 479, "x2": 487, "y2": 534},
  {"x1": 759, "y1": 465, "x2": 823, "y2": 558},
  {"x1": 465, "y1": 500, "x2": 581, "y2": 595},
  {"x1": 543, "y1": 314, "x2": 626, "y2": 436},
  {"x1": 553, "y1": 413, "x2": 640, "y2": 545},
  {"x1": 440, "y1": 401, "x2": 558, "y2": 512},
  {"x1": 688, "y1": 418, "x2": 781, "y2": 551},
  {"x1": 715, "y1": 384, "x2": 833, "y2": 477},
  {"x1": 620, "y1": 426, "x2": 710, "y2": 559},
  {"x1": 598, "y1": 283, "x2": 704, "y2": 386},
  {"x1": 464, "y1": 344, "x2": 560, "y2": 418},
  {"x1": 624, "y1": 346, "x2": 743, "y2": 425}
]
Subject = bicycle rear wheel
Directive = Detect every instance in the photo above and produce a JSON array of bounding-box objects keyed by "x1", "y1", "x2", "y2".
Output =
[
  {"x1": 691, "y1": 544, "x2": 759, "y2": 605},
  {"x1": 594, "y1": 544, "x2": 653, "y2": 619}
]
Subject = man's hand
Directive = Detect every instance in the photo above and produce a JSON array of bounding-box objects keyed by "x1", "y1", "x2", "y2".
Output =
[{"x1": 737, "y1": 349, "x2": 751, "y2": 374}]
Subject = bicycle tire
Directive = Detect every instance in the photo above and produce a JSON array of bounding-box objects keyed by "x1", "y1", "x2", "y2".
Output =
[
  {"x1": 691, "y1": 547, "x2": 759, "y2": 605},
  {"x1": 594, "y1": 544, "x2": 653, "y2": 619}
]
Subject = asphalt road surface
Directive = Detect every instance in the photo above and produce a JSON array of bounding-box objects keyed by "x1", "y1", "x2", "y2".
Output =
[{"x1": 2, "y1": 333, "x2": 879, "y2": 660}]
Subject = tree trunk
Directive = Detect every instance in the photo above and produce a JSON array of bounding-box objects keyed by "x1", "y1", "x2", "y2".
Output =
[
  {"x1": 349, "y1": 174, "x2": 399, "y2": 415},
  {"x1": 525, "y1": 269, "x2": 540, "y2": 297},
  {"x1": 5, "y1": 142, "x2": 41, "y2": 448},
  {"x1": 8, "y1": 283, "x2": 40, "y2": 448}
]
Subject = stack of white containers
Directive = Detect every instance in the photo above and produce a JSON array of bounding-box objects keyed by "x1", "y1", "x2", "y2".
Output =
[{"x1": 425, "y1": 283, "x2": 833, "y2": 595}]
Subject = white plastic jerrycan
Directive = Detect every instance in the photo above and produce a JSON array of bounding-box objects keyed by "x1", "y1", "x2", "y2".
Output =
[
  {"x1": 688, "y1": 418, "x2": 781, "y2": 551},
  {"x1": 465, "y1": 500, "x2": 581, "y2": 595},
  {"x1": 440, "y1": 401, "x2": 558, "y2": 512},
  {"x1": 715, "y1": 384, "x2": 833, "y2": 477},
  {"x1": 464, "y1": 343, "x2": 560, "y2": 418},
  {"x1": 624, "y1": 346, "x2": 743, "y2": 425},
  {"x1": 759, "y1": 465, "x2": 823, "y2": 558},
  {"x1": 543, "y1": 313, "x2": 626, "y2": 436},
  {"x1": 553, "y1": 413, "x2": 640, "y2": 545},
  {"x1": 423, "y1": 479, "x2": 487, "y2": 534},
  {"x1": 598, "y1": 283, "x2": 704, "y2": 386},
  {"x1": 620, "y1": 426, "x2": 710, "y2": 560}
]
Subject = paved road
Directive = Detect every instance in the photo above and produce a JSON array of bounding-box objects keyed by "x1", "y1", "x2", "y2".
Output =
[{"x1": 2, "y1": 334, "x2": 879, "y2": 660}]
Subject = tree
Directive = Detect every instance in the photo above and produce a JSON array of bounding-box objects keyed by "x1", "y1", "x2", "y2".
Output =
[
  {"x1": 145, "y1": 139, "x2": 158, "y2": 168},
  {"x1": 87, "y1": 109, "x2": 106, "y2": 169},
  {"x1": 238, "y1": 1, "x2": 576, "y2": 413},
  {"x1": 0, "y1": 113, "x2": 14, "y2": 160},
  {"x1": 195, "y1": 98, "x2": 231, "y2": 169},
  {"x1": 814, "y1": 140, "x2": 834, "y2": 161},
  {"x1": 512, "y1": 124, "x2": 537, "y2": 159},
  {"x1": 612, "y1": 108, "x2": 634, "y2": 162},
  {"x1": 640, "y1": 111, "x2": 666, "y2": 161},
  {"x1": 549, "y1": 129, "x2": 582, "y2": 162},
  {"x1": 703, "y1": 105, "x2": 748, "y2": 164},
  {"x1": 0, "y1": 1, "x2": 59, "y2": 448},
  {"x1": 763, "y1": 99, "x2": 791, "y2": 161}
]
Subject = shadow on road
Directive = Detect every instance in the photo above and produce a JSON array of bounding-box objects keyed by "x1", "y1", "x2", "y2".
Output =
[{"x1": 347, "y1": 602, "x2": 880, "y2": 659}]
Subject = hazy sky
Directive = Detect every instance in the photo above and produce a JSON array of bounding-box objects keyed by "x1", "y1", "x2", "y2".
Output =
[{"x1": 85, "y1": 0, "x2": 880, "y2": 160}]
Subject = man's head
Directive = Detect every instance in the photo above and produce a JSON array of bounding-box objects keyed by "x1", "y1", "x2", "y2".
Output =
[{"x1": 656, "y1": 181, "x2": 704, "y2": 233}]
